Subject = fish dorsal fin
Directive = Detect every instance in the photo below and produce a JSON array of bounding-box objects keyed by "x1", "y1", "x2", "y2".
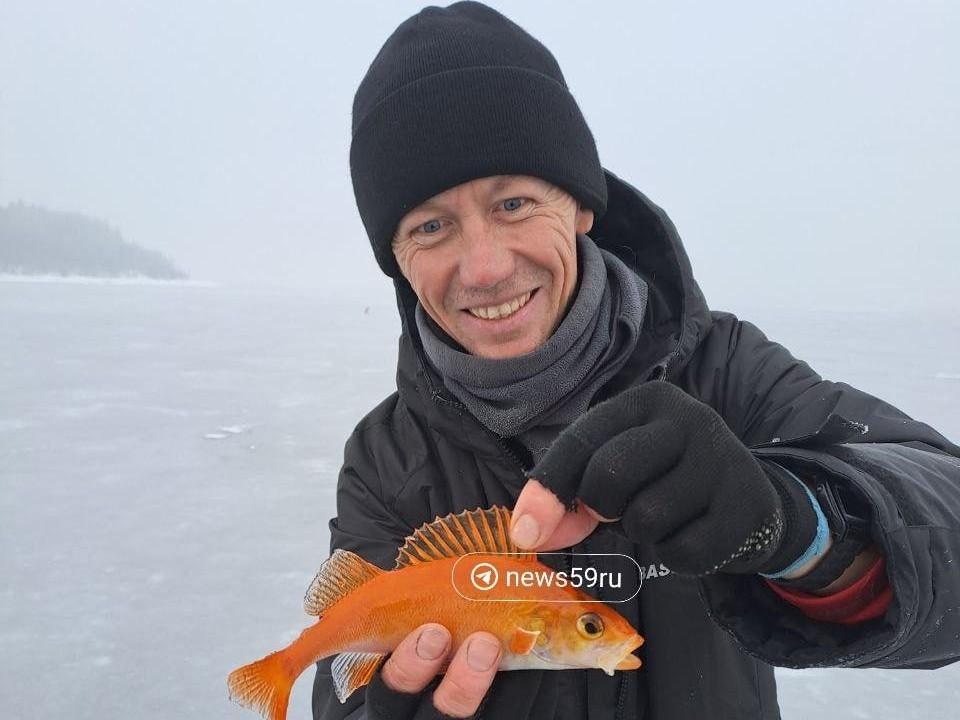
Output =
[
  {"x1": 304, "y1": 549, "x2": 384, "y2": 616},
  {"x1": 394, "y1": 506, "x2": 534, "y2": 569},
  {"x1": 331, "y1": 651, "x2": 386, "y2": 703}
]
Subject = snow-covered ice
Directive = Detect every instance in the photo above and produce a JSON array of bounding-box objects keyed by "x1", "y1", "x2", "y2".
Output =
[
  {"x1": 218, "y1": 425, "x2": 249, "y2": 435},
  {"x1": 1, "y1": 282, "x2": 958, "y2": 719}
]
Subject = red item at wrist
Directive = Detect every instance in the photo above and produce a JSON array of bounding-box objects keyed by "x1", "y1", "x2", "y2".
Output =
[{"x1": 764, "y1": 553, "x2": 892, "y2": 624}]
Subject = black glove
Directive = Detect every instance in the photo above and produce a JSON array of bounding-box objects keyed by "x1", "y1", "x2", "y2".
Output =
[
  {"x1": 365, "y1": 668, "x2": 559, "y2": 720},
  {"x1": 530, "y1": 381, "x2": 818, "y2": 576}
]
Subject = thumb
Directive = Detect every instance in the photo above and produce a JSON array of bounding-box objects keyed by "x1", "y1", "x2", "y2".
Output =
[{"x1": 510, "y1": 479, "x2": 600, "y2": 550}]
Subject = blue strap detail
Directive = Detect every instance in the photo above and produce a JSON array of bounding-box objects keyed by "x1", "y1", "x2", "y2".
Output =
[{"x1": 758, "y1": 463, "x2": 831, "y2": 580}]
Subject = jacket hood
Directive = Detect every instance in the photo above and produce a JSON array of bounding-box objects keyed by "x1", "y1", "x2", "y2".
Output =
[{"x1": 390, "y1": 168, "x2": 711, "y2": 421}]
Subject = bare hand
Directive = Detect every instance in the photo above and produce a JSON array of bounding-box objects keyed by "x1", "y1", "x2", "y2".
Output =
[
  {"x1": 380, "y1": 623, "x2": 503, "y2": 718},
  {"x1": 510, "y1": 478, "x2": 609, "y2": 550}
]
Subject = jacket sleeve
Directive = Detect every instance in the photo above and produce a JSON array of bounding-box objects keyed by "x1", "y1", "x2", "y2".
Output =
[
  {"x1": 680, "y1": 311, "x2": 960, "y2": 669},
  {"x1": 312, "y1": 422, "x2": 414, "y2": 720}
]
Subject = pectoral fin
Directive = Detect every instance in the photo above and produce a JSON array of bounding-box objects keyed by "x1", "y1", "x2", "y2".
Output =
[{"x1": 508, "y1": 627, "x2": 541, "y2": 655}]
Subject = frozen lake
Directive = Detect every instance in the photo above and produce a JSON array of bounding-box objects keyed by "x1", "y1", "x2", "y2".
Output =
[{"x1": 2, "y1": 279, "x2": 958, "y2": 719}]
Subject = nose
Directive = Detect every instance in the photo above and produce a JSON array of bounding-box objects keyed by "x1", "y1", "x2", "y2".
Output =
[{"x1": 457, "y1": 217, "x2": 515, "y2": 290}]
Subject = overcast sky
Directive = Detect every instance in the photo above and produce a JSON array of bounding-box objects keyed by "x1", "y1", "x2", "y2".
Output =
[{"x1": 1, "y1": 1, "x2": 957, "y2": 309}]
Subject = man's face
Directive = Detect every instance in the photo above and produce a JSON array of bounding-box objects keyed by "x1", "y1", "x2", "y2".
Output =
[{"x1": 392, "y1": 175, "x2": 594, "y2": 360}]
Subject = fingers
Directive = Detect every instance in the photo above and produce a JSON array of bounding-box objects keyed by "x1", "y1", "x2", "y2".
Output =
[
  {"x1": 380, "y1": 623, "x2": 452, "y2": 694},
  {"x1": 510, "y1": 479, "x2": 567, "y2": 549},
  {"x1": 512, "y1": 383, "x2": 698, "y2": 551},
  {"x1": 530, "y1": 498, "x2": 602, "y2": 551},
  {"x1": 577, "y1": 421, "x2": 680, "y2": 519},
  {"x1": 371, "y1": 626, "x2": 501, "y2": 720},
  {"x1": 510, "y1": 479, "x2": 604, "y2": 550},
  {"x1": 526, "y1": 428, "x2": 599, "y2": 507},
  {"x1": 536, "y1": 503, "x2": 602, "y2": 551},
  {"x1": 431, "y1": 632, "x2": 502, "y2": 718},
  {"x1": 526, "y1": 383, "x2": 658, "y2": 508}
]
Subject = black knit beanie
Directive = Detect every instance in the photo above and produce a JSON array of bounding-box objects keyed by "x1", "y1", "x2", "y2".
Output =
[{"x1": 350, "y1": 1, "x2": 607, "y2": 278}]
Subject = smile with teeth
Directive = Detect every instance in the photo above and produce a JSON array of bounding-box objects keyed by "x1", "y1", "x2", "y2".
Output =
[{"x1": 467, "y1": 290, "x2": 533, "y2": 320}]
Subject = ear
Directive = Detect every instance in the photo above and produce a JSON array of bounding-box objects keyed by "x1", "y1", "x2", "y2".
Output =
[{"x1": 575, "y1": 206, "x2": 594, "y2": 235}]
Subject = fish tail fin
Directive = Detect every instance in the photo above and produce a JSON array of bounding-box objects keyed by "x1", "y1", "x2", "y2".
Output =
[{"x1": 227, "y1": 649, "x2": 297, "y2": 720}]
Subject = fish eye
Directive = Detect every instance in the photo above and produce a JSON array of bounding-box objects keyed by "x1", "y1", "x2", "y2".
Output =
[{"x1": 577, "y1": 612, "x2": 604, "y2": 639}]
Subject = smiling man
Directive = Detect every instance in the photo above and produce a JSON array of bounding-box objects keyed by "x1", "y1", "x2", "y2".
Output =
[
  {"x1": 392, "y1": 175, "x2": 592, "y2": 360},
  {"x1": 313, "y1": 3, "x2": 960, "y2": 720}
]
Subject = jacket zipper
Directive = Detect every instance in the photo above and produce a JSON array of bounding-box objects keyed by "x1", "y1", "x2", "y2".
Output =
[{"x1": 494, "y1": 433, "x2": 531, "y2": 473}]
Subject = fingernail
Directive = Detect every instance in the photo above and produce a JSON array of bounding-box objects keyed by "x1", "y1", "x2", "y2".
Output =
[
  {"x1": 416, "y1": 627, "x2": 450, "y2": 660},
  {"x1": 511, "y1": 513, "x2": 540, "y2": 548},
  {"x1": 467, "y1": 637, "x2": 500, "y2": 671}
]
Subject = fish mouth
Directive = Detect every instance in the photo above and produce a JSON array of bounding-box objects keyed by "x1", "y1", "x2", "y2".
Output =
[
  {"x1": 531, "y1": 634, "x2": 644, "y2": 675},
  {"x1": 598, "y1": 634, "x2": 645, "y2": 676}
]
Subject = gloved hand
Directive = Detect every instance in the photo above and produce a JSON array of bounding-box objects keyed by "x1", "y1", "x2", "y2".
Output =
[
  {"x1": 514, "y1": 381, "x2": 818, "y2": 576},
  {"x1": 364, "y1": 624, "x2": 558, "y2": 720}
]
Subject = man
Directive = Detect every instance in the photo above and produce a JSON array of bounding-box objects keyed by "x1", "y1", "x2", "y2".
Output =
[{"x1": 313, "y1": 3, "x2": 960, "y2": 718}]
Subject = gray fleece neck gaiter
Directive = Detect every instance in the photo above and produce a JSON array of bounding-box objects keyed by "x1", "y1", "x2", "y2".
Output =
[{"x1": 415, "y1": 234, "x2": 648, "y2": 443}]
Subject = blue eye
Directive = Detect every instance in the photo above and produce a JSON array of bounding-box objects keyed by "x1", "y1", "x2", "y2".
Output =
[
  {"x1": 419, "y1": 219, "x2": 442, "y2": 234},
  {"x1": 503, "y1": 197, "x2": 525, "y2": 211}
]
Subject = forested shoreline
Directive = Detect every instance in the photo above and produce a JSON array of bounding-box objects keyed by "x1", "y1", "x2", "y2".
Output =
[{"x1": 0, "y1": 203, "x2": 187, "y2": 279}]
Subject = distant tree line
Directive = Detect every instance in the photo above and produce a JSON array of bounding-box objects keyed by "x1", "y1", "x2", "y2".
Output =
[{"x1": 0, "y1": 202, "x2": 187, "y2": 279}]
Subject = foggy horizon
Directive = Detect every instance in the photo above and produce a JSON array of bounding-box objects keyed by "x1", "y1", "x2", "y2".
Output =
[{"x1": 2, "y1": 0, "x2": 957, "y2": 311}]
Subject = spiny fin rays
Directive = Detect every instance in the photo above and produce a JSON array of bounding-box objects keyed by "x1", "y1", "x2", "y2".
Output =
[
  {"x1": 304, "y1": 549, "x2": 383, "y2": 616},
  {"x1": 393, "y1": 506, "x2": 534, "y2": 569}
]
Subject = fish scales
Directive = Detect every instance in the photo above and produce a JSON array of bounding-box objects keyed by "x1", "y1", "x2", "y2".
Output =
[{"x1": 228, "y1": 506, "x2": 644, "y2": 720}]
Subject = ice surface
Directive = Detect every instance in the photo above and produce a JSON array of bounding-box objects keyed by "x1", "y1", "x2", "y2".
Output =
[
  {"x1": 218, "y1": 425, "x2": 249, "y2": 435},
  {"x1": 1, "y1": 283, "x2": 958, "y2": 719}
]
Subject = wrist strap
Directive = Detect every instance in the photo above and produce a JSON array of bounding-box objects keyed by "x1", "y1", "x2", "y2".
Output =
[
  {"x1": 759, "y1": 464, "x2": 831, "y2": 580},
  {"x1": 774, "y1": 478, "x2": 871, "y2": 591}
]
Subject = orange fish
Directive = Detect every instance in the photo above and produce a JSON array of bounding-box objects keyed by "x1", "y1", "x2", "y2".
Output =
[{"x1": 228, "y1": 506, "x2": 644, "y2": 720}]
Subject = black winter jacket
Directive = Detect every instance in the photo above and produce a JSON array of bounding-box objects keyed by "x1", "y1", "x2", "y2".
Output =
[{"x1": 313, "y1": 170, "x2": 960, "y2": 720}]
